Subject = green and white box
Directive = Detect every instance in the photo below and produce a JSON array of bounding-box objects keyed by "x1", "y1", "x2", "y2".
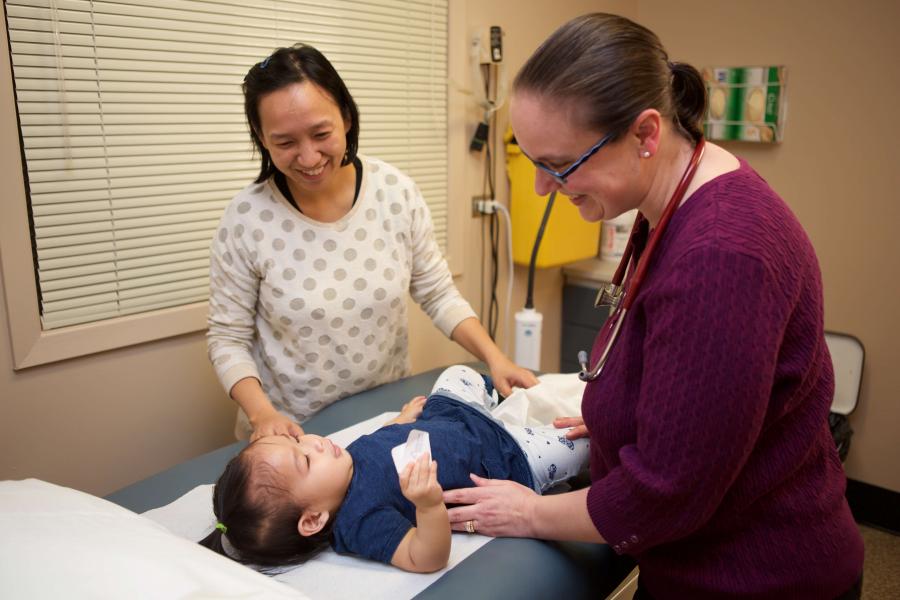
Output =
[{"x1": 703, "y1": 66, "x2": 786, "y2": 143}]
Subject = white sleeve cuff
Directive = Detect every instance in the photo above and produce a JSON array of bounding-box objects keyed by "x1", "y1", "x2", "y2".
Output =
[
  {"x1": 220, "y1": 363, "x2": 261, "y2": 396},
  {"x1": 433, "y1": 303, "x2": 478, "y2": 338}
]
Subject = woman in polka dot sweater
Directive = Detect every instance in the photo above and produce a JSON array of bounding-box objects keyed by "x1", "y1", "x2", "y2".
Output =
[{"x1": 207, "y1": 44, "x2": 536, "y2": 441}]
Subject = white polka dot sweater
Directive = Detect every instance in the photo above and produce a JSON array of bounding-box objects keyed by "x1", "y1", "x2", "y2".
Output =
[{"x1": 207, "y1": 156, "x2": 475, "y2": 425}]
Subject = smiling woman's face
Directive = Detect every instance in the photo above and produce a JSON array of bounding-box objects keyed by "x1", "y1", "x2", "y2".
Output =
[
  {"x1": 510, "y1": 91, "x2": 645, "y2": 223},
  {"x1": 248, "y1": 434, "x2": 353, "y2": 514},
  {"x1": 256, "y1": 81, "x2": 351, "y2": 195}
]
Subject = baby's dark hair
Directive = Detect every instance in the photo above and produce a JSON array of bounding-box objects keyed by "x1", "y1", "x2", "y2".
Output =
[{"x1": 198, "y1": 445, "x2": 334, "y2": 570}]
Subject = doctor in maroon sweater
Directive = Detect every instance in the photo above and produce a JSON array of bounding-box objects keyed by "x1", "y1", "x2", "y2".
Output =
[{"x1": 443, "y1": 13, "x2": 864, "y2": 600}]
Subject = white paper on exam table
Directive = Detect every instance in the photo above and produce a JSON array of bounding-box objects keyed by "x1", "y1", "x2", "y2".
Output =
[{"x1": 143, "y1": 372, "x2": 585, "y2": 600}]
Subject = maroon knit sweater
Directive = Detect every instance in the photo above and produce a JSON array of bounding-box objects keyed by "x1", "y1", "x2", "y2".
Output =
[{"x1": 583, "y1": 160, "x2": 864, "y2": 599}]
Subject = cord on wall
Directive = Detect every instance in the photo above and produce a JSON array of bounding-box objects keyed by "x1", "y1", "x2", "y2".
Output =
[
  {"x1": 525, "y1": 191, "x2": 556, "y2": 309},
  {"x1": 486, "y1": 201, "x2": 513, "y2": 355}
]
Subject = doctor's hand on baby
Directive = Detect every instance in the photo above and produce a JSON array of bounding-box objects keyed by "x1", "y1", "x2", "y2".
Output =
[
  {"x1": 444, "y1": 474, "x2": 538, "y2": 538},
  {"x1": 553, "y1": 416, "x2": 590, "y2": 440}
]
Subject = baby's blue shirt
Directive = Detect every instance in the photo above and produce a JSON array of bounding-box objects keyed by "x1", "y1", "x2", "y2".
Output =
[{"x1": 330, "y1": 395, "x2": 533, "y2": 564}]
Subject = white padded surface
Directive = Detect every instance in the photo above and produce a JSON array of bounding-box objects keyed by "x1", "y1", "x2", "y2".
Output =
[{"x1": 825, "y1": 332, "x2": 864, "y2": 415}]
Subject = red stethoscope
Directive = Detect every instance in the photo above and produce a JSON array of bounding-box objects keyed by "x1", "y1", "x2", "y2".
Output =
[{"x1": 578, "y1": 138, "x2": 706, "y2": 382}]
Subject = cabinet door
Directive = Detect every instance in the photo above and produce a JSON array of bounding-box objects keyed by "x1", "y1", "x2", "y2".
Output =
[{"x1": 560, "y1": 284, "x2": 611, "y2": 371}]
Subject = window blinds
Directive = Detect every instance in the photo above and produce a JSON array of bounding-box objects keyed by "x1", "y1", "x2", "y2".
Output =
[{"x1": 6, "y1": 0, "x2": 449, "y2": 330}]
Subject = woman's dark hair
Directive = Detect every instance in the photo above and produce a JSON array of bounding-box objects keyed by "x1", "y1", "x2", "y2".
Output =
[
  {"x1": 514, "y1": 13, "x2": 706, "y2": 143},
  {"x1": 242, "y1": 44, "x2": 361, "y2": 184},
  {"x1": 198, "y1": 446, "x2": 333, "y2": 570}
]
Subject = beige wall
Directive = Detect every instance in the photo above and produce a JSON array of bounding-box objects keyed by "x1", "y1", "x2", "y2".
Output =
[
  {"x1": 0, "y1": 318, "x2": 235, "y2": 494},
  {"x1": 452, "y1": 0, "x2": 900, "y2": 494},
  {"x1": 3, "y1": 0, "x2": 897, "y2": 498},
  {"x1": 636, "y1": 0, "x2": 900, "y2": 493},
  {"x1": 0, "y1": 1, "x2": 633, "y2": 497},
  {"x1": 446, "y1": 0, "x2": 638, "y2": 373}
]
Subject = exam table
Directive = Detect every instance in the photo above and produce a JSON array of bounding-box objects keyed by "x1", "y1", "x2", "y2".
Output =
[{"x1": 106, "y1": 365, "x2": 634, "y2": 599}]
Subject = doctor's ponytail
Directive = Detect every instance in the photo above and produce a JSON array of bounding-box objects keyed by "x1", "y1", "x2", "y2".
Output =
[
  {"x1": 514, "y1": 13, "x2": 706, "y2": 144},
  {"x1": 668, "y1": 61, "x2": 706, "y2": 143}
]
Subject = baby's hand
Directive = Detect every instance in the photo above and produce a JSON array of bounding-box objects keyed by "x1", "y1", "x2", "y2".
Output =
[
  {"x1": 400, "y1": 453, "x2": 443, "y2": 510},
  {"x1": 395, "y1": 395, "x2": 427, "y2": 424}
]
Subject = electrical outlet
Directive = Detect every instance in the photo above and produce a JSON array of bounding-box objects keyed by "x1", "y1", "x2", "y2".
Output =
[{"x1": 472, "y1": 195, "x2": 495, "y2": 216}]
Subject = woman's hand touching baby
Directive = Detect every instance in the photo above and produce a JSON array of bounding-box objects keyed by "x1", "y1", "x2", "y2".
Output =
[
  {"x1": 553, "y1": 416, "x2": 589, "y2": 440},
  {"x1": 249, "y1": 408, "x2": 304, "y2": 442}
]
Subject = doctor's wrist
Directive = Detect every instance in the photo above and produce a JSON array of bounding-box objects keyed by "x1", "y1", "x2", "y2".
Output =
[{"x1": 522, "y1": 492, "x2": 542, "y2": 538}]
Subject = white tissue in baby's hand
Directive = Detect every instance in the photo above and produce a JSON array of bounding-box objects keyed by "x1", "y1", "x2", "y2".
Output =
[{"x1": 391, "y1": 429, "x2": 431, "y2": 474}]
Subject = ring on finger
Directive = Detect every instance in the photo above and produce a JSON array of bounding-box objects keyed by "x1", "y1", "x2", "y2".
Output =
[{"x1": 465, "y1": 520, "x2": 476, "y2": 534}]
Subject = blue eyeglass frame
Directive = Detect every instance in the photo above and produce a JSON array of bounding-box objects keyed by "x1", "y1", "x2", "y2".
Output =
[{"x1": 523, "y1": 132, "x2": 615, "y2": 185}]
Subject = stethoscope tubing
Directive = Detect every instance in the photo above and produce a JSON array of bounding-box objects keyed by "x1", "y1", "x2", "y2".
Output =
[
  {"x1": 577, "y1": 307, "x2": 627, "y2": 382},
  {"x1": 578, "y1": 138, "x2": 707, "y2": 382}
]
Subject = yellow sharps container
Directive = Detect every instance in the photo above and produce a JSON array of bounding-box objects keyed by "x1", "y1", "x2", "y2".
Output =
[{"x1": 506, "y1": 132, "x2": 601, "y2": 267}]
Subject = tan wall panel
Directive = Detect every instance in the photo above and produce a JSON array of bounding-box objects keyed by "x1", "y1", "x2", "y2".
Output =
[
  {"x1": 637, "y1": 0, "x2": 900, "y2": 492},
  {"x1": 0, "y1": 305, "x2": 236, "y2": 496},
  {"x1": 0, "y1": 0, "x2": 637, "y2": 497},
  {"x1": 17, "y1": 1, "x2": 888, "y2": 500},
  {"x1": 455, "y1": 0, "x2": 637, "y2": 374}
]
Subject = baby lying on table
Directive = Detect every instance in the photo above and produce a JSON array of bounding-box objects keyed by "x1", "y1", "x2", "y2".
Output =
[{"x1": 200, "y1": 365, "x2": 588, "y2": 572}]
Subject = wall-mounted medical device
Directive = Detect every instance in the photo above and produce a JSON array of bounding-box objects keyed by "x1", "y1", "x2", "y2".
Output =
[
  {"x1": 470, "y1": 25, "x2": 504, "y2": 65},
  {"x1": 489, "y1": 25, "x2": 503, "y2": 62},
  {"x1": 469, "y1": 26, "x2": 506, "y2": 153}
]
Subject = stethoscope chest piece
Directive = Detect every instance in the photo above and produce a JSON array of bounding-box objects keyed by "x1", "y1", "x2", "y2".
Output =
[{"x1": 594, "y1": 283, "x2": 624, "y2": 311}]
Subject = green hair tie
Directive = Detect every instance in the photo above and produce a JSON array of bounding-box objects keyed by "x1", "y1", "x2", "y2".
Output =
[{"x1": 215, "y1": 522, "x2": 228, "y2": 534}]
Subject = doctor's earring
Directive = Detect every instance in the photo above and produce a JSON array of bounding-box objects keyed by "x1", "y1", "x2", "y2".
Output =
[{"x1": 641, "y1": 150, "x2": 651, "y2": 158}]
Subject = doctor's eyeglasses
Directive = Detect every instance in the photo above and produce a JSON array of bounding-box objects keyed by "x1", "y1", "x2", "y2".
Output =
[{"x1": 523, "y1": 132, "x2": 615, "y2": 185}]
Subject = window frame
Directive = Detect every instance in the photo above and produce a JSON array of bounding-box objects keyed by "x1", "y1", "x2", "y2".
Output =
[{"x1": 0, "y1": 1, "x2": 464, "y2": 370}]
